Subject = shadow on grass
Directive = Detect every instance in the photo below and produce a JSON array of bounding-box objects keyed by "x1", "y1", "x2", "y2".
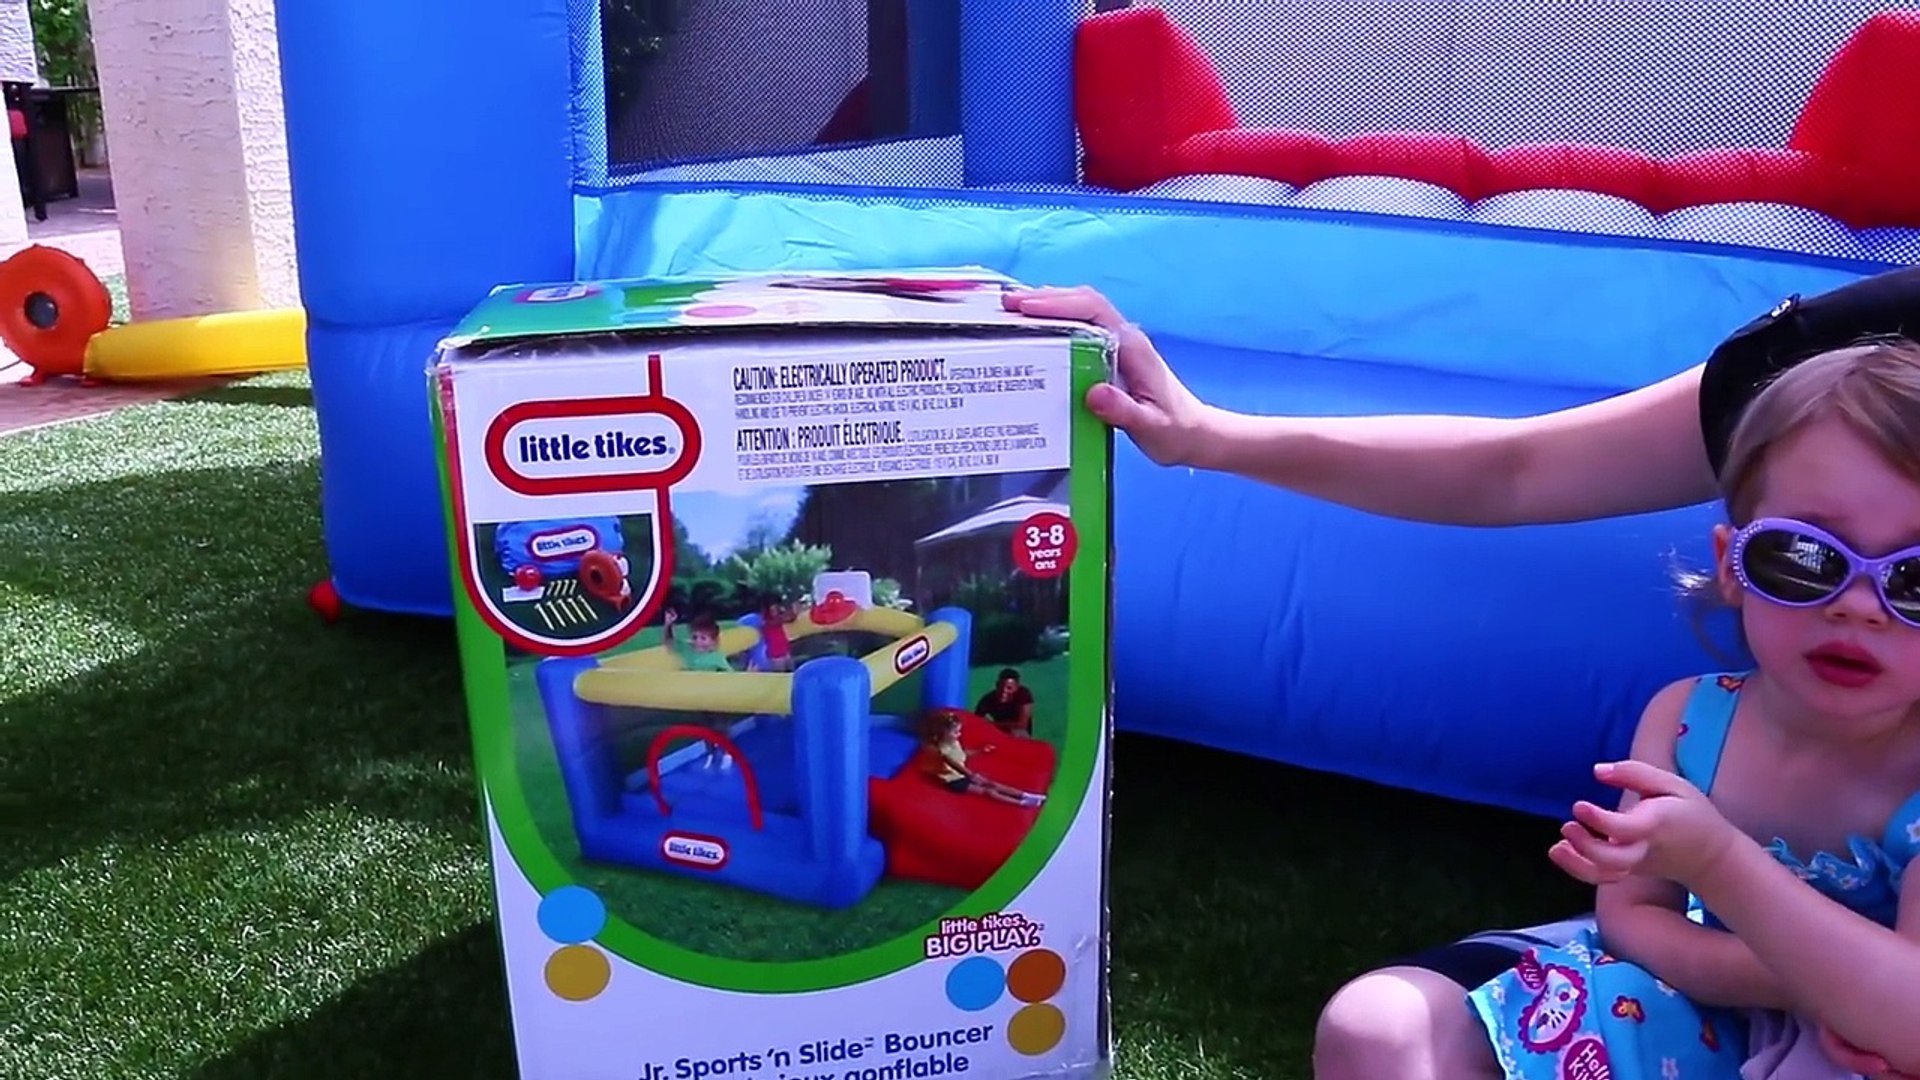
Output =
[
  {"x1": 176, "y1": 733, "x2": 1588, "y2": 1080},
  {"x1": 1099, "y1": 733, "x2": 1589, "y2": 1078},
  {"x1": 3, "y1": 375, "x2": 1593, "y2": 1079},
  {"x1": 179, "y1": 381, "x2": 317, "y2": 410},
  {"x1": 189, "y1": 921, "x2": 520, "y2": 1080},
  {"x1": 0, "y1": 450, "x2": 477, "y2": 882}
]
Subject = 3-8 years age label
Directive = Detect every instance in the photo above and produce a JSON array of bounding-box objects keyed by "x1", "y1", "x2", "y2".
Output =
[{"x1": 1013, "y1": 512, "x2": 1078, "y2": 580}]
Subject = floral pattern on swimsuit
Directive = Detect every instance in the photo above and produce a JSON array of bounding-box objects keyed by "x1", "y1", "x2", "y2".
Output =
[{"x1": 1465, "y1": 672, "x2": 1920, "y2": 1080}]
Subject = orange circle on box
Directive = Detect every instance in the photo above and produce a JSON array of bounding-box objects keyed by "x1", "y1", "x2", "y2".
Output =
[
  {"x1": 1007, "y1": 948, "x2": 1066, "y2": 1002},
  {"x1": 1007, "y1": 1003, "x2": 1067, "y2": 1055},
  {"x1": 545, "y1": 944, "x2": 611, "y2": 1001},
  {"x1": 1011, "y1": 511, "x2": 1078, "y2": 580}
]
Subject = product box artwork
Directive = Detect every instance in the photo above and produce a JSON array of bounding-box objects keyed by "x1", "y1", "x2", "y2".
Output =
[{"x1": 428, "y1": 268, "x2": 1115, "y2": 1080}]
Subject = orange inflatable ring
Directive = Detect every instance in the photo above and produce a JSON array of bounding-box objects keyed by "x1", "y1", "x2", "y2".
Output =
[
  {"x1": 578, "y1": 548, "x2": 629, "y2": 608},
  {"x1": 0, "y1": 245, "x2": 112, "y2": 382}
]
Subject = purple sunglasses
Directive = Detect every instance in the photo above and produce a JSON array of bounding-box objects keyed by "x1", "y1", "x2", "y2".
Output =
[{"x1": 1730, "y1": 517, "x2": 1920, "y2": 629}]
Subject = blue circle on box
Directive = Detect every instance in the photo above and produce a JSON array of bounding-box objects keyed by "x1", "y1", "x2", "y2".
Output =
[
  {"x1": 945, "y1": 956, "x2": 1005, "y2": 1012},
  {"x1": 537, "y1": 885, "x2": 607, "y2": 944}
]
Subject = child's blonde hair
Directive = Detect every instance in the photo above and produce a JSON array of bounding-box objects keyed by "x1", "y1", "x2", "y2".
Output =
[
  {"x1": 919, "y1": 708, "x2": 963, "y2": 742},
  {"x1": 1718, "y1": 336, "x2": 1920, "y2": 526},
  {"x1": 1675, "y1": 336, "x2": 1920, "y2": 637}
]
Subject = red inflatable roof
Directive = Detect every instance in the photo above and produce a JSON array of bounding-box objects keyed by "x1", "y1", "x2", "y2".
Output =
[{"x1": 1074, "y1": 7, "x2": 1920, "y2": 230}]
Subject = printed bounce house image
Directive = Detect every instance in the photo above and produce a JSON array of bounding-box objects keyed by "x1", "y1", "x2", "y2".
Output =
[{"x1": 534, "y1": 569, "x2": 1059, "y2": 911}]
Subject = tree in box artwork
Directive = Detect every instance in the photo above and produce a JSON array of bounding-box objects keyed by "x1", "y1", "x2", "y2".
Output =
[{"x1": 664, "y1": 474, "x2": 1071, "y2": 672}]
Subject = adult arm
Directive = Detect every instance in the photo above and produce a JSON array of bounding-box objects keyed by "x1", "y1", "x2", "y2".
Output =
[
  {"x1": 1003, "y1": 286, "x2": 1721, "y2": 526},
  {"x1": 1189, "y1": 363, "x2": 1717, "y2": 526},
  {"x1": 1684, "y1": 832, "x2": 1920, "y2": 1069},
  {"x1": 1579, "y1": 679, "x2": 1799, "y2": 1010}
]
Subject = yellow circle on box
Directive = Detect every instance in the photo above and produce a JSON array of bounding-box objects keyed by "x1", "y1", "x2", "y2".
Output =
[
  {"x1": 546, "y1": 944, "x2": 611, "y2": 1001},
  {"x1": 1007, "y1": 948, "x2": 1066, "y2": 1002},
  {"x1": 1007, "y1": 1003, "x2": 1066, "y2": 1056}
]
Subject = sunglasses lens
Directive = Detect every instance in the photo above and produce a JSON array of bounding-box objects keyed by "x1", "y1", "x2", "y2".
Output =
[
  {"x1": 1741, "y1": 528, "x2": 1850, "y2": 603},
  {"x1": 1887, "y1": 557, "x2": 1920, "y2": 623}
]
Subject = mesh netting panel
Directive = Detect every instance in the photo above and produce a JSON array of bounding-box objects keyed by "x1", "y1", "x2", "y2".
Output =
[
  {"x1": 1079, "y1": 0, "x2": 1920, "y2": 261},
  {"x1": 587, "y1": 0, "x2": 965, "y2": 188},
  {"x1": 1152, "y1": 0, "x2": 1908, "y2": 154}
]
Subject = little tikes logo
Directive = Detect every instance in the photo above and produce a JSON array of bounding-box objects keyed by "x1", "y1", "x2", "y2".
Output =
[
  {"x1": 893, "y1": 634, "x2": 932, "y2": 675},
  {"x1": 483, "y1": 363, "x2": 702, "y2": 497},
  {"x1": 662, "y1": 832, "x2": 728, "y2": 871},
  {"x1": 449, "y1": 353, "x2": 686, "y2": 661},
  {"x1": 528, "y1": 525, "x2": 597, "y2": 559}
]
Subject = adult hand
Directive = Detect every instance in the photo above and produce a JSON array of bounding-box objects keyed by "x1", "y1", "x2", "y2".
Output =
[
  {"x1": 1001, "y1": 285, "x2": 1210, "y2": 467},
  {"x1": 1548, "y1": 760, "x2": 1743, "y2": 888}
]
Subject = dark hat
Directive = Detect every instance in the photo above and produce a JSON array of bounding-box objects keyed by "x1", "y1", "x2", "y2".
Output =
[{"x1": 1699, "y1": 266, "x2": 1920, "y2": 476}]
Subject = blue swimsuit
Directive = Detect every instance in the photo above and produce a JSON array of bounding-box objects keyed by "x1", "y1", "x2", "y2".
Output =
[{"x1": 1466, "y1": 671, "x2": 1920, "y2": 1079}]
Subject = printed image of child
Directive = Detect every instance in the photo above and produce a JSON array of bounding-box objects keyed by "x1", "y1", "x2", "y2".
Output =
[
  {"x1": 662, "y1": 608, "x2": 734, "y2": 672},
  {"x1": 925, "y1": 710, "x2": 1046, "y2": 807},
  {"x1": 662, "y1": 608, "x2": 737, "y2": 770},
  {"x1": 749, "y1": 594, "x2": 796, "y2": 673}
]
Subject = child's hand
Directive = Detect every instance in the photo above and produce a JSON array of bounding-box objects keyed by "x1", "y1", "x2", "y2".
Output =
[
  {"x1": 1548, "y1": 760, "x2": 1743, "y2": 888},
  {"x1": 663, "y1": 609, "x2": 678, "y2": 626}
]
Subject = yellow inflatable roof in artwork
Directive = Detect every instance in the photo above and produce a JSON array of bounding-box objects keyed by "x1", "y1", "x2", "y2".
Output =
[{"x1": 572, "y1": 606, "x2": 957, "y2": 714}]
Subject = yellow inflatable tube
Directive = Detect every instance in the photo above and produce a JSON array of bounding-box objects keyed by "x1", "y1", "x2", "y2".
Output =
[
  {"x1": 595, "y1": 606, "x2": 927, "y2": 673},
  {"x1": 83, "y1": 307, "x2": 307, "y2": 382},
  {"x1": 574, "y1": 614, "x2": 960, "y2": 713}
]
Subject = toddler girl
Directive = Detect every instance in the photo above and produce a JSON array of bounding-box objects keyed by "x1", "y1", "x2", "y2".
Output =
[
  {"x1": 1462, "y1": 339, "x2": 1920, "y2": 1079},
  {"x1": 925, "y1": 710, "x2": 1046, "y2": 807}
]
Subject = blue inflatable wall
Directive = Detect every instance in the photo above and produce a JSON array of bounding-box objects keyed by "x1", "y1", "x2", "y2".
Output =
[
  {"x1": 277, "y1": 0, "x2": 1900, "y2": 818},
  {"x1": 276, "y1": 0, "x2": 576, "y2": 617}
]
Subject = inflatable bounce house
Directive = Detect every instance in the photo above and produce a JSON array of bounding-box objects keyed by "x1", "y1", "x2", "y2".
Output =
[
  {"x1": 278, "y1": 0, "x2": 1920, "y2": 821},
  {"x1": 532, "y1": 575, "x2": 1056, "y2": 909}
]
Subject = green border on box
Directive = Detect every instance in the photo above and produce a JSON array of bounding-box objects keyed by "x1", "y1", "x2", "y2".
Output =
[{"x1": 434, "y1": 328, "x2": 1113, "y2": 994}]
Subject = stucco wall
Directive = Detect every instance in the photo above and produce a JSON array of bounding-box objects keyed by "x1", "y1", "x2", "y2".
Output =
[
  {"x1": 0, "y1": 0, "x2": 36, "y2": 254},
  {"x1": 90, "y1": 0, "x2": 298, "y2": 320},
  {"x1": 0, "y1": 0, "x2": 37, "y2": 83},
  {"x1": 226, "y1": 0, "x2": 297, "y2": 312}
]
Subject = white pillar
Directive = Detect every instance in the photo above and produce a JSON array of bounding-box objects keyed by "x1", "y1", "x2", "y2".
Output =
[
  {"x1": 0, "y1": 0, "x2": 36, "y2": 257},
  {"x1": 87, "y1": 0, "x2": 299, "y2": 321}
]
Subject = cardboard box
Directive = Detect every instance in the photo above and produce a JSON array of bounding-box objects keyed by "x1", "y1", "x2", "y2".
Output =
[{"x1": 429, "y1": 268, "x2": 1114, "y2": 1080}]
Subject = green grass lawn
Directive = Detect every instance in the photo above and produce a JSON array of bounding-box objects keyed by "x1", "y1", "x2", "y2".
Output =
[
  {"x1": 106, "y1": 274, "x2": 132, "y2": 325},
  {"x1": 0, "y1": 371, "x2": 1591, "y2": 1078}
]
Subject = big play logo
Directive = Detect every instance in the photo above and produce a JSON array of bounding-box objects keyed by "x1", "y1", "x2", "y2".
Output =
[{"x1": 451, "y1": 353, "x2": 700, "y2": 657}]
